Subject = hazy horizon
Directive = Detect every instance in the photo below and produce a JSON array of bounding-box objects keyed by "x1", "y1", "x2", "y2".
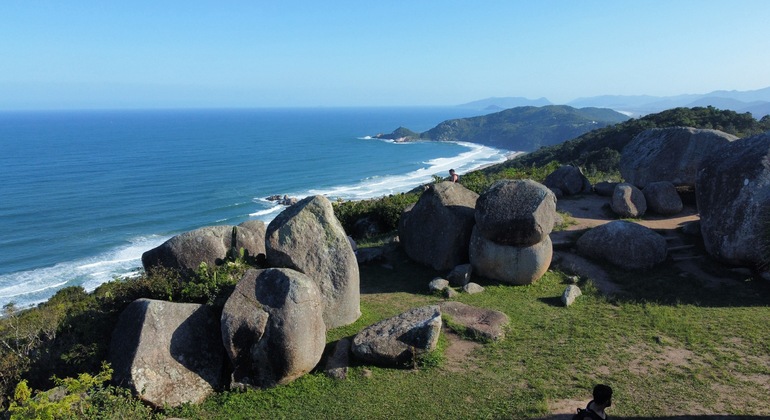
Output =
[{"x1": 2, "y1": 1, "x2": 769, "y2": 110}]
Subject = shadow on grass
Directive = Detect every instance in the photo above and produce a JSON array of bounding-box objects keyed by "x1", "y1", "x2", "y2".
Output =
[
  {"x1": 545, "y1": 416, "x2": 770, "y2": 420},
  {"x1": 538, "y1": 296, "x2": 565, "y2": 308},
  {"x1": 358, "y1": 247, "x2": 442, "y2": 295}
]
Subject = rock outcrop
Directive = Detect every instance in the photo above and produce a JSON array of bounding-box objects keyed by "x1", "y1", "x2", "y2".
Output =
[
  {"x1": 398, "y1": 181, "x2": 479, "y2": 271},
  {"x1": 543, "y1": 165, "x2": 591, "y2": 196},
  {"x1": 619, "y1": 127, "x2": 738, "y2": 188},
  {"x1": 265, "y1": 195, "x2": 360, "y2": 329},
  {"x1": 474, "y1": 179, "x2": 557, "y2": 247},
  {"x1": 576, "y1": 221, "x2": 667, "y2": 270},
  {"x1": 109, "y1": 299, "x2": 225, "y2": 408},
  {"x1": 220, "y1": 268, "x2": 326, "y2": 389},
  {"x1": 696, "y1": 132, "x2": 770, "y2": 268},
  {"x1": 610, "y1": 183, "x2": 647, "y2": 218},
  {"x1": 351, "y1": 306, "x2": 442, "y2": 368},
  {"x1": 141, "y1": 220, "x2": 266, "y2": 275}
]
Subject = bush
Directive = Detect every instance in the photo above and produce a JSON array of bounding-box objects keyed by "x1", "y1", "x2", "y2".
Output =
[{"x1": 333, "y1": 192, "x2": 420, "y2": 238}]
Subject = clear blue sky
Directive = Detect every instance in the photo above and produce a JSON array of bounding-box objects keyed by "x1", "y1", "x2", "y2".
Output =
[{"x1": 1, "y1": 0, "x2": 769, "y2": 109}]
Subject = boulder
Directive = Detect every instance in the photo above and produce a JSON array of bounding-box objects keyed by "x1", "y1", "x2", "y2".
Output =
[
  {"x1": 351, "y1": 306, "x2": 442, "y2": 368},
  {"x1": 220, "y1": 268, "x2": 326, "y2": 388},
  {"x1": 620, "y1": 127, "x2": 739, "y2": 188},
  {"x1": 266, "y1": 195, "x2": 360, "y2": 329},
  {"x1": 594, "y1": 181, "x2": 618, "y2": 197},
  {"x1": 469, "y1": 226, "x2": 552, "y2": 285},
  {"x1": 428, "y1": 278, "x2": 450, "y2": 293},
  {"x1": 543, "y1": 165, "x2": 591, "y2": 196},
  {"x1": 576, "y1": 221, "x2": 667, "y2": 270},
  {"x1": 141, "y1": 220, "x2": 266, "y2": 275},
  {"x1": 438, "y1": 301, "x2": 509, "y2": 341},
  {"x1": 696, "y1": 132, "x2": 770, "y2": 267},
  {"x1": 463, "y1": 282, "x2": 485, "y2": 294},
  {"x1": 447, "y1": 264, "x2": 473, "y2": 287},
  {"x1": 561, "y1": 285, "x2": 582, "y2": 307},
  {"x1": 611, "y1": 183, "x2": 647, "y2": 218},
  {"x1": 109, "y1": 299, "x2": 225, "y2": 408},
  {"x1": 398, "y1": 182, "x2": 479, "y2": 271},
  {"x1": 643, "y1": 181, "x2": 683, "y2": 215},
  {"x1": 474, "y1": 179, "x2": 557, "y2": 247}
]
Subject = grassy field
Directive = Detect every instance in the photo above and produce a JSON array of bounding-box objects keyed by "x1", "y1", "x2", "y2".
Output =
[{"x1": 164, "y1": 246, "x2": 770, "y2": 420}]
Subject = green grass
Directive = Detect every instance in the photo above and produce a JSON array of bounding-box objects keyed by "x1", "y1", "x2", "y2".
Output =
[{"x1": 162, "y1": 249, "x2": 770, "y2": 419}]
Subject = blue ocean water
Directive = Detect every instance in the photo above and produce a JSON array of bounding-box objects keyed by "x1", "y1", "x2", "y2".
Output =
[{"x1": 0, "y1": 107, "x2": 512, "y2": 308}]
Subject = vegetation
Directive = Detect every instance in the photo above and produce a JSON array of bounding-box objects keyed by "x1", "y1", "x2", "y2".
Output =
[
  {"x1": 333, "y1": 192, "x2": 421, "y2": 238},
  {"x1": 0, "y1": 257, "x2": 252, "y2": 408},
  {"x1": 505, "y1": 106, "x2": 770, "y2": 173}
]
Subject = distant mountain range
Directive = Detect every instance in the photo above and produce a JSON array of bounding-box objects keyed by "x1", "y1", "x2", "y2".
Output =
[{"x1": 460, "y1": 86, "x2": 770, "y2": 118}]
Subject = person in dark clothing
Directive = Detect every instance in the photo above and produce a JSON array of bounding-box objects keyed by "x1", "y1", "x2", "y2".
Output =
[{"x1": 576, "y1": 384, "x2": 612, "y2": 419}]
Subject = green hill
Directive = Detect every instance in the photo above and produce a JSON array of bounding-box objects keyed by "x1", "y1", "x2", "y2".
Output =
[
  {"x1": 498, "y1": 106, "x2": 770, "y2": 173},
  {"x1": 418, "y1": 105, "x2": 630, "y2": 151}
]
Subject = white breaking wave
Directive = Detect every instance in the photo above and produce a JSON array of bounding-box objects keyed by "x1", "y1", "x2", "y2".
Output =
[
  {"x1": 249, "y1": 203, "x2": 284, "y2": 219},
  {"x1": 306, "y1": 142, "x2": 513, "y2": 201},
  {"x1": 0, "y1": 235, "x2": 169, "y2": 309}
]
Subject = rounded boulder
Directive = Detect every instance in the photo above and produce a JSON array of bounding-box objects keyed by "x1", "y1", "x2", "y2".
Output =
[
  {"x1": 576, "y1": 221, "x2": 667, "y2": 270},
  {"x1": 469, "y1": 226, "x2": 552, "y2": 285},
  {"x1": 398, "y1": 181, "x2": 479, "y2": 271},
  {"x1": 474, "y1": 179, "x2": 557, "y2": 247}
]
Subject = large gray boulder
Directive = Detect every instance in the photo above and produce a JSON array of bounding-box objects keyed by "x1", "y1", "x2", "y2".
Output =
[
  {"x1": 474, "y1": 179, "x2": 557, "y2": 247},
  {"x1": 643, "y1": 181, "x2": 683, "y2": 215},
  {"x1": 469, "y1": 226, "x2": 552, "y2": 285},
  {"x1": 620, "y1": 127, "x2": 739, "y2": 188},
  {"x1": 398, "y1": 182, "x2": 479, "y2": 271},
  {"x1": 109, "y1": 299, "x2": 225, "y2": 408},
  {"x1": 543, "y1": 165, "x2": 591, "y2": 196},
  {"x1": 141, "y1": 220, "x2": 266, "y2": 274},
  {"x1": 611, "y1": 183, "x2": 647, "y2": 218},
  {"x1": 696, "y1": 132, "x2": 770, "y2": 267},
  {"x1": 266, "y1": 195, "x2": 360, "y2": 329},
  {"x1": 577, "y1": 221, "x2": 667, "y2": 270},
  {"x1": 351, "y1": 305, "x2": 442, "y2": 368},
  {"x1": 220, "y1": 268, "x2": 326, "y2": 389}
]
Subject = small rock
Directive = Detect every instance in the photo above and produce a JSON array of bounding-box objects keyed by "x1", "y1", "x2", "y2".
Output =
[
  {"x1": 561, "y1": 285, "x2": 582, "y2": 306},
  {"x1": 443, "y1": 288, "x2": 459, "y2": 299},
  {"x1": 324, "y1": 338, "x2": 351, "y2": 380},
  {"x1": 463, "y1": 282, "x2": 484, "y2": 294},
  {"x1": 447, "y1": 264, "x2": 472, "y2": 286},
  {"x1": 428, "y1": 277, "x2": 450, "y2": 293}
]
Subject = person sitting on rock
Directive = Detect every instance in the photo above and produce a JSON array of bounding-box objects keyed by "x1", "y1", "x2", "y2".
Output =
[{"x1": 449, "y1": 169, "x2": 459, "y2": 183}]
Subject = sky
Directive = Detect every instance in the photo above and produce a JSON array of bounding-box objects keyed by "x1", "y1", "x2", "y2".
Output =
[{"x1": 1, "y1": 0, "x2": 769, "y2": 110}]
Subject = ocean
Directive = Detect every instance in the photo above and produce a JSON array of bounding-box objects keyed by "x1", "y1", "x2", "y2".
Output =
[{"x1": 0, "y1": 107, "x2": 512, "y2": 309}]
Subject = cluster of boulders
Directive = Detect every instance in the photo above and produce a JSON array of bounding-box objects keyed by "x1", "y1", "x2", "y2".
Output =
[
  {"x1": 116, "y1": 195, "x2": 362, "y2": 407},
  {"x1": 619, "y1": 127, "x2": 770, "y2": 273},
  {"x1": 400, "y1": 180, "x2": 557, "y2": 286}
]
